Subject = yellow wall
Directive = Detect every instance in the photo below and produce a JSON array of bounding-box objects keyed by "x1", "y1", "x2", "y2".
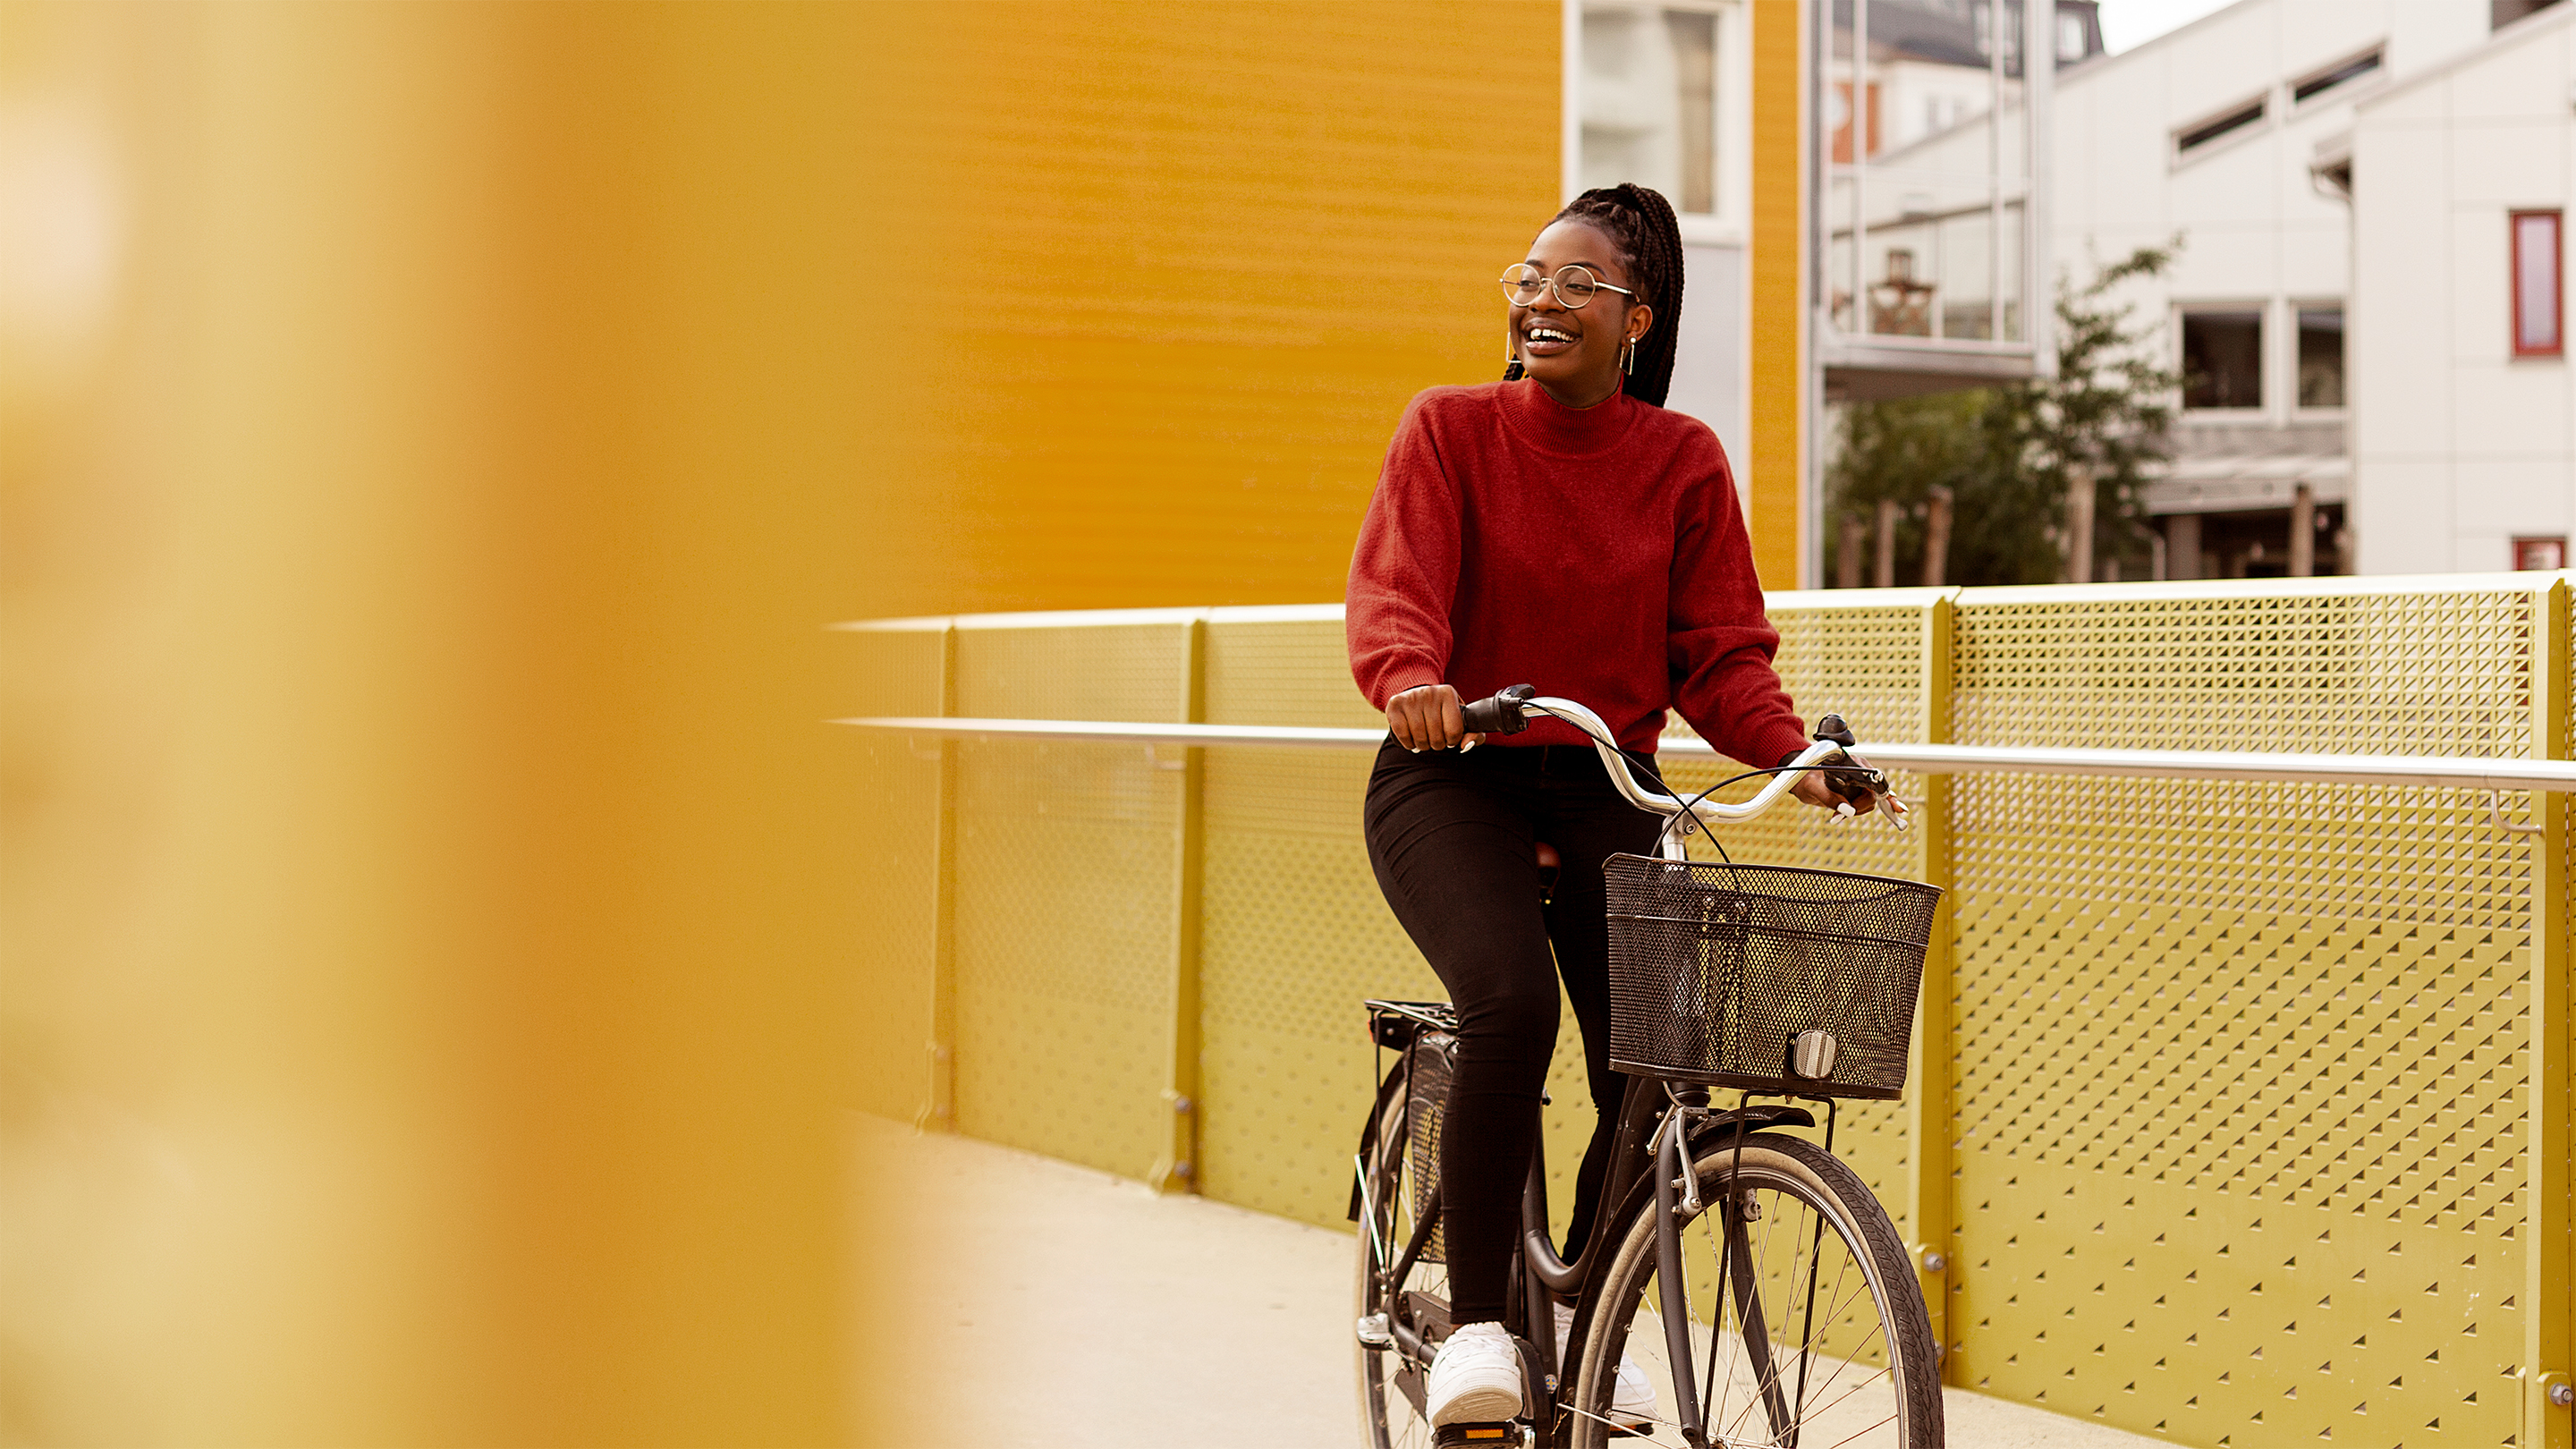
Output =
[
  {"x1": 873, "y1": 1, "x2": 1563, "y2": 614},
  {"x1": 1748, "y1": 0, "x2": 1808, "y2": 590},
  {"x1": 864, "y1": 0, "x2": 1806, "y2": 607}
]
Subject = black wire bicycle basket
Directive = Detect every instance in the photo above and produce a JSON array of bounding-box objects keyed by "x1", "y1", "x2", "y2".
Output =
[{"x1": 1603, "y1": 853, "x2": 1940, "y2": 1099}]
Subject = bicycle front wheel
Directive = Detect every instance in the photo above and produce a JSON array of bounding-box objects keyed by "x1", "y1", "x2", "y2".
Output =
[
  {"x1": 1353, "y1": 1069, "x2": 1446, "y2": 1449},
  {"x1": 1570, "y1": 1131, "x2": 1941, "y2": 1449}
]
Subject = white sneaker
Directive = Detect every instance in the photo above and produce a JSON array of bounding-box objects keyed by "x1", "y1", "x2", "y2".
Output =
[
  {"x1": 1553, "y1": 1302, "x2": 1658, "y2": 1426},
  {"x1": 1427, "y1": 1321, "x2": 1526, "y2": 1425}
]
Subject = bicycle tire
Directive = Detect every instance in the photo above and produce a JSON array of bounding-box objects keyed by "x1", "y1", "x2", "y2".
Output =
[
  {"x1": 1569, "y1": 1132, "x2": 1941, "y2": 1449},
  {"x1": 1354, "y1": 1068, "x2": 1448, "y2": 1449}
]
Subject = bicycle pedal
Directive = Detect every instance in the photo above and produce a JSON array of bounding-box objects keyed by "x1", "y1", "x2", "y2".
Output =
[{"x1": 1432, "y1": 1423, "x2": 1526, "y2": 1447}]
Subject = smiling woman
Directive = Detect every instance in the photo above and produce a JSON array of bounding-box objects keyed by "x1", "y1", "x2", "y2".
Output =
[
  {"x1": 1501, "y1": 185, "x2": 1687, "y2": 409},
  {"x1": 1343, "y1": 182, "x2": 1863, "y2": 1433}
]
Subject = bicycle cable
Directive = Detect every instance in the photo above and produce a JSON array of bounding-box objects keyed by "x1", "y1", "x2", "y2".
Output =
[
  {"x1": 1653, "y1": 761, "x2": 1868, "y2": 863},
  {"x1": 1516, "y1": 700, "x2": 1872, "y2": 867}
]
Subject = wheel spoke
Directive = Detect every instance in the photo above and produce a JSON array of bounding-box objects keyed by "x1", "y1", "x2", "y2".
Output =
[
  {"x1": 1786, "y1": 1289, "x2": 1892, "y2": 1407},
  {"x1": 1816, "y1": 1411, "x2": 1902, "y2": 1449},
  {"x1": 1780, "y1": 1261, "x2": 1887, "y2": 1407},
  {"x1": 1735, "y1": 1254, "x2": 1885, "y2": 1433},
  {"x1": 1801, "y1": 1363, "x2": 1901, "y2": 1433}
]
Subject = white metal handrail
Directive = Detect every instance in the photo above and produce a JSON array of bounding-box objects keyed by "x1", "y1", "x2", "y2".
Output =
[{"x1": 832, "y1": 716, "x2": 2576, "y2": 793}]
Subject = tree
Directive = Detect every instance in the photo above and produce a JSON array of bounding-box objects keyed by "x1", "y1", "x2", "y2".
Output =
[{"x1": 1826, "y1": 242, "x2": 2182, "y2": 587}]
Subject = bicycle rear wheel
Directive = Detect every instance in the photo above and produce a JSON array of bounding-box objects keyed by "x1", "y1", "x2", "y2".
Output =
[
  {"x1": 1354, "y1": 1069, "x2": 1447, "y2": 1449},
  {"x1": 1570, "y1": 1132, "x2": 1941, "y2": 1449}
]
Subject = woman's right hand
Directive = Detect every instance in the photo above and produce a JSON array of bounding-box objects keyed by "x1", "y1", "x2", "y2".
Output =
[{"x1": 1387, "y1": 684, "x2": 1483, "y2": 752}]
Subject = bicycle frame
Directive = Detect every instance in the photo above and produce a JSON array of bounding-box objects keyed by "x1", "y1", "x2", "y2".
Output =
[{"x1": 1363, "y1": 1007, "x2": 1830, "y2": 1449}]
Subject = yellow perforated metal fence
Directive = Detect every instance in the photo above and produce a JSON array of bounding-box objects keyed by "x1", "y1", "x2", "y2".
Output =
[
  {"x1": 842, "y1": 576, "x2": 2575, "y2": 1449},
  {"x1": 1944, "y1": 582, "x2": 2548, "y2": 1445}
]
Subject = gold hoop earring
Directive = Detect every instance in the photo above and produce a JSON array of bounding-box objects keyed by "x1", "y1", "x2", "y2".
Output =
[{"x1": 1621, "y1": 335, "x2": 1637, "y2": 375}]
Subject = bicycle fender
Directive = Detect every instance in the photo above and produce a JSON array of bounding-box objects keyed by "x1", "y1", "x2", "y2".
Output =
[
  {"x1": 1597, "y1": 1108, "x2": 1821, "y2": 1243},
  {"x1": 1685, "y1": 1103, "x2": 1816, "y2": 1151}
]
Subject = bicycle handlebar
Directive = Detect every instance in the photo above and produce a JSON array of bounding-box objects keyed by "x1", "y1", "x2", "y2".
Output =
[
  {"x1": 1459, "y1": 683, "x2": 1537, "y2": 736},
  {"x1": 1455, "y1": 685, "x2": 1911, "y2": 843}
]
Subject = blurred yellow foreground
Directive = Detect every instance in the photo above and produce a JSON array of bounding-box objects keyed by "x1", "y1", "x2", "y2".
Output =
[{"x1": 1, "y1": 1, "x2": 1566, "y2": 1443}]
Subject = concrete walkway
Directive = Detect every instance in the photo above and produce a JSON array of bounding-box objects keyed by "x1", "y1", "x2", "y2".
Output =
[{"x1": 853, "y1": 1115, "x2": 2163, "y2": 1448}]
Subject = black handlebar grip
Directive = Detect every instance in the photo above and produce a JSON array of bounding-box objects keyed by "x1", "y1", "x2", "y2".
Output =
[
  {"x1": 1461, "y1": 684, "x2": 1537, "y2": 736},
  {"x1": 1813, "y1": 713, "x2": 1858, "y2": 750}
]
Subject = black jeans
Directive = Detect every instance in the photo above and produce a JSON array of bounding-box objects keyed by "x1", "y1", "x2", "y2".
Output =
[{"x1": 1362, "y1": 737, "x2": 1662, "y2": 1323}]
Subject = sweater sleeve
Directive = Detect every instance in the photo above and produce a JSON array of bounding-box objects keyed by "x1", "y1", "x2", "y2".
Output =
[
  {"x1": 1666, "y1": 447, "x2": 1812, "y2": 770},
  {"x1": 1346, "y1": 394, "x2": 1462, "y2": 709}
]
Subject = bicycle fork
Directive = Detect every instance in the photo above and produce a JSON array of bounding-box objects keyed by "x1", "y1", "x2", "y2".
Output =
[
  {"x1": 1648, "y1": 1114, "x2": 1711, "y2": 1449},
  {"x1": 1651, "y1": 1102, "x2": 1798, "y2": 1449}
]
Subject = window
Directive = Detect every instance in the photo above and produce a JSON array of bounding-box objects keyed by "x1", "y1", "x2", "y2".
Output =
[
  {"x1": 1581, "y1": 4, "x2": 1724, "y2": 216},
  {"x1": 2513, "y1": 209, "x2": 2563, "y2": 357},
  {"x1": 1967, "y1": 2, "x2": 2023, "y2": 66},
  {"x1": 2292, "y1": 49, "x2": 2383, "y2": 105},
  {"x1": 2057, "y1": 12, "x2": 2086, "y2": 63},
  {"x1": 2182, "y1": 309, "x2": 2264, "y2": 410},
  {"x1": 2176, "y1": 97, "x2": 2266, "y2": 156},
  {"x1": 2495, "y1": 0, "x2": 2567, "y2": 31},
  {"x1": 2296, "y1": 306, "x2": 2344, "y2": 408},
  {"x1": 1822, "y1": 0, "x2": 2043, "y2": 360},
  {"x1": 2515, "y1": 537, "x2": 2567, "y2": 571},
  {"x1": 1829, "y1": 80, "x2": 1880, "y2": 164}
]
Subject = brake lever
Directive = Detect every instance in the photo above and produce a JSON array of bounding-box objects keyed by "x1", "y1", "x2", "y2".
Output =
[
  {"x1": 1829, "y1": 758, "x2": 1910, "y2": 830},
  {"x1": 1812, "y1": 712, "x2": 1910, "y2": 830}
]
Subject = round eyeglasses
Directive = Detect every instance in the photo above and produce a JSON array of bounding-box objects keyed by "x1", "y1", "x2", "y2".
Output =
[{"x1": 1500, "y1": 263, "x2": 1638, "y2": 311}]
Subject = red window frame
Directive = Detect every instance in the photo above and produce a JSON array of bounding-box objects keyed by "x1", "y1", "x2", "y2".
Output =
[
  {"x1": 2512, "y1": 208, "x2": 2563, "y2": 358},
  {"x1": 2514, "y1": 536, "x2": 2567, "y2": 572}
]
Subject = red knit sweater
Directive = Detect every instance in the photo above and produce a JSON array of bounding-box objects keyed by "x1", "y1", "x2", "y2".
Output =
[{"x1": 1345, "y1": 379, "x2": 1809, "y2": 766}]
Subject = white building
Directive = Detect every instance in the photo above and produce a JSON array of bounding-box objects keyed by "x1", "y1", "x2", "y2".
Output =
[
  {"x1": 2344, "y1": 1, "x2": 2576, "y2": 574},
  {"x1": 1566, "y1": 0, "x2": 2084, "y2": 515},
  {"x1": 1850, "y1": 0, "x2": 2495, "y2": 579},
  {"x1": 1829, "y1": 1, "x2": 2104, "y2": 163}
]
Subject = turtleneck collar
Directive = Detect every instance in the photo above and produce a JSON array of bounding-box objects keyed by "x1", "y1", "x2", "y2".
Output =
[{"x1": 1496, "y1": 377, "x2": 1642, "y2": 458}]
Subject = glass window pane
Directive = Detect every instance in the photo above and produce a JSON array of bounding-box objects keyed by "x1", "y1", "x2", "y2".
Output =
[
  {"x1": 1996, "y1": 199, "x2": 2022, "y2": 341},
  {"x1": 2297, "y1": 307, "x2": 2343, "y2": 409},
  {"x1": 2292, "y1": 50, "x2": 2381, "y2": 105},
  {"x1": 1823, "y1": 0, "x2": 2028, "y2": 353},
  {"x1": 1666, "y1": 10, "x2": 1716, "y2": 215},
  {"x1": 2516, "y1": 212, "x2": 2561, "y2": 354},
  {"x1": 2182, "y1": 310, "x2": 2263, "y2": 409},
  {"x1": 1937, "y1": 208, "x2": 1995, "y2": 339},
  {"x1": 2176, "y1": 99, "x2": 2265, "y2": 156},
  {"x1": 1581, "y1": 4, "x2": 1720, "y2": 217}
]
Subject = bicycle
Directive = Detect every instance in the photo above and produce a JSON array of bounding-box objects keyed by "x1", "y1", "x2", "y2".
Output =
[{"x1": 1351, "y1": 685, "x2": 1945, "y2": 1449}]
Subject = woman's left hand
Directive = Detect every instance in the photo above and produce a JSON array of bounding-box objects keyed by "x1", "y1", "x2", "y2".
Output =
[{"x1": 1792, "y1": 764, "x2": 1877, "y2": 816}]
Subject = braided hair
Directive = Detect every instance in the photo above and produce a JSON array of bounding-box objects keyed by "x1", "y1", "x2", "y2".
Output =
[{"x1": 1502, "y1": 182, "x2": 1686, "y2": 408}]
